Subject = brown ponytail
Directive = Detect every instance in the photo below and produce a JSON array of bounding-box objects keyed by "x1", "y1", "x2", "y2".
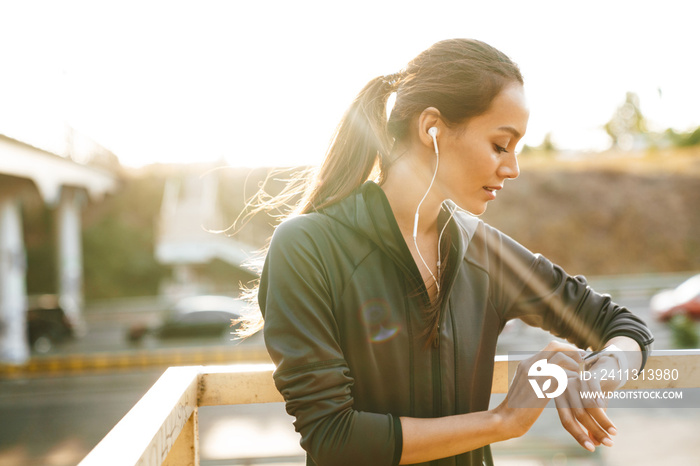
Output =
[
  {"x1": 297, "y1": 74, "x2": 398, "y2": 213},
  {"x1": 232, "y1": 75, "x2": 399, "y2": 337}
]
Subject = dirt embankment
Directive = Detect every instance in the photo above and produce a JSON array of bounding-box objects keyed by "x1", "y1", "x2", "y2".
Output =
[{"x1": 480, "y1": 149, "x2": 700, "y2": 276}]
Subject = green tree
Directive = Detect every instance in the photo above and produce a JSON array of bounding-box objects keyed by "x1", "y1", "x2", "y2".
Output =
[
  {"x1": 665, "y1": 127, "x2": 700, "y2": 147},
  {"x1": 81, "y1": 172, "x2": 168, "y2": 299}
]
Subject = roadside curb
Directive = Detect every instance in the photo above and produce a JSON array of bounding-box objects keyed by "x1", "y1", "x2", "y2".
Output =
[{"x1": 0, "y1": 345, "x2": 272, "y2": 378}]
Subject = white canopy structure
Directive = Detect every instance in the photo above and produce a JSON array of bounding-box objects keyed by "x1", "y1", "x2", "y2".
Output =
[
  {"x1": 0, "y1": 135, "x2": 118, "y2": 363},
  {"x1": 155, "y1": 167, "x2": 256, "y2": 297}
]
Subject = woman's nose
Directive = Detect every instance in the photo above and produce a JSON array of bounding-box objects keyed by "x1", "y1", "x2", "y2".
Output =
[{"x1": 499, "y1": 152, "x2": 520, "y2": 180}]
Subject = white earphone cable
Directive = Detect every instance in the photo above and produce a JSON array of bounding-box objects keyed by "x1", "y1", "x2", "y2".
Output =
[
  {"x1": 413, "y1": 128, "x2": 443, "y2": 295},
  {"x1": 436, "y1": 208, "x2": 454, "y2": 287}
]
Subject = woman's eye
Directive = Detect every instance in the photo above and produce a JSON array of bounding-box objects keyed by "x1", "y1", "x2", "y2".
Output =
[{"x1": 494, "y1": 144, "x2": 509, "y2": 154}]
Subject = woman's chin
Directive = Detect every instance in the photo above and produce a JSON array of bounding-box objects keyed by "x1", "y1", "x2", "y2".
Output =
[{"x1": 459, "y1": 200, "x2": 488, "y2": 216}]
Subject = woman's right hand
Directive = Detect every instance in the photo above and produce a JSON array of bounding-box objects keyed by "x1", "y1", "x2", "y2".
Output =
[{"x1": 494, "y1": 340, "x2": 584, "y2": 439}]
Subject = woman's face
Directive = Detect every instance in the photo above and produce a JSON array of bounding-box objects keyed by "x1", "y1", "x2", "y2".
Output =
[{"x1": 435, "y1": 83, "x2": 529, "y2": 215}]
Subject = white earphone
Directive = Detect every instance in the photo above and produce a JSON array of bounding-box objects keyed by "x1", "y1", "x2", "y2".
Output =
[{"x1": 428, "y1": 127, "x2": 439, "y2": 156}]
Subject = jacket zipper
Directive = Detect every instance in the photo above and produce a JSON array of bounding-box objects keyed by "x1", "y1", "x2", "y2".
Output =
[
  {"x1": 431, "y1": 239, "x2": 461, "y2": 417},
  {"x1": 423, "y1": 206, "x2": 463, "y2": 419},
  {"x1": 432, "y1": 326, "x2": 442, "y2": 417}
]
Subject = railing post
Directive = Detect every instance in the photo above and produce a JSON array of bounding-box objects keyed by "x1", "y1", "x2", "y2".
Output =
[
  {"x1": 78, "y1": 366, "x2": 200, "y2": 466},
  {"x1": 163, "y1": 409, "x2": 199, "y2": 466}
]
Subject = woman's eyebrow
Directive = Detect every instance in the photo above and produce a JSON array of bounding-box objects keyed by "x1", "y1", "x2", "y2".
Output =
[{"x1": 497, "y1": 126, "x2": 522, "y2": 139}]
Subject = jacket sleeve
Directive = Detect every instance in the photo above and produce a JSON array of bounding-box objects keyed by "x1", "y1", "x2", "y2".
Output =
[
  {"x1": 486, "y1": 225, "x2": 655, "y2": 370},
  {"x1": 258, "y1": 217, "x2": 402, "y2": 466}
]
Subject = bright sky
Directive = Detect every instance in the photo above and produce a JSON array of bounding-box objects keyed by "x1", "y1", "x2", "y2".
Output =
[{"x1": 1, "y1": 1, "x2": 699, "y2": 168}]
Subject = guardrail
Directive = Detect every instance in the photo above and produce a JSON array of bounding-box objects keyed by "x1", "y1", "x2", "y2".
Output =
[
  {"x1": 586, "y1": 271, "x2": 696, "y2": 298},
  {"x1": 79, "y1": 351, "x2": 700, "y2": 466},
  {"x1": 0, "y1": 345, "x2": 270, "y2": 377}
]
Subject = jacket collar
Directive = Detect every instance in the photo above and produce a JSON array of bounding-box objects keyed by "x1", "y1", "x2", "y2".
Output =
[{"x1": 320, "y1": 181, "x2": 479, "y2": 286}]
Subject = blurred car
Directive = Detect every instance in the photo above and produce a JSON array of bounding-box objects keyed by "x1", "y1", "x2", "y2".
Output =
[
  {"x1": 128, "y1": 295, "x2": 246, "y2": 342},
  {"x1": 26, "y1": 295, "x2": 74, "y2": 353},
  {"x1": 650, "y1": 274, "x2": 700, "y2": 322}
]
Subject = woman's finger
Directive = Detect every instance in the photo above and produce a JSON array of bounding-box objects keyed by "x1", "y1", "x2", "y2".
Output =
[
  {"x1": 556, "y1": 371, "x2": 618, "y2": 451},
  {"x1": 564, "y1": 376, "x2": 615, "y2": 447},
  {"x1": 549, "y1": 351, "x2": 583, "y2": 372},
  {"x1": 555, "y1": 391, "x2": 596, "y2": 452},
  {"x1": 581, "y1": 378, "x2": 616, "y2": 439}
]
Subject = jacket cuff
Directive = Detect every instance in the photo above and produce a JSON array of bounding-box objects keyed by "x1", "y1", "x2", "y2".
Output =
[
  {"x1": 604, "y1": 331, "x2": 655, "y2": 371},
  {"x1": 391, "y1": 414, "x2": 403, "y2": 466}
]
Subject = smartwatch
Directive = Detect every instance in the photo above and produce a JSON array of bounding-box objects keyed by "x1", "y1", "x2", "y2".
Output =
[{"x1": 599, "y1": 344, "x2": 629, "y2": 375}]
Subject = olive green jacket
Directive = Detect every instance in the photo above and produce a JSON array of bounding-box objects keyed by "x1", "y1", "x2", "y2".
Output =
[{"x1": 259, "y1": 181, "x2": 654, "y2": 466}]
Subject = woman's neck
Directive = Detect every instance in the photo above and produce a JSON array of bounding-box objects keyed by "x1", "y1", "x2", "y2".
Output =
[
  {"x1": 381, "y1": 153, "x2": 445, "y2": 302},
  {"x1": 381, "y1": 152, "x2": 443, "y2": 238}
]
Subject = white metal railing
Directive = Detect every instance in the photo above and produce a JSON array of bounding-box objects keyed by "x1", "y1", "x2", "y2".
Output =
[{"x1": 79, "y1": 351, "x2": 700, "y2": 466}]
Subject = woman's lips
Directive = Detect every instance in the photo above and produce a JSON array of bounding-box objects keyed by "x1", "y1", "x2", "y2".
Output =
[{"x1": 483, "y1": 185, "x2": 502, "y2": 200}]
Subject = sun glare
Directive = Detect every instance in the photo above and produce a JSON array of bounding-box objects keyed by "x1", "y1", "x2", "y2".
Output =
[{"x1": 0, "y1": 1, "x2": 697, "y2": 168}]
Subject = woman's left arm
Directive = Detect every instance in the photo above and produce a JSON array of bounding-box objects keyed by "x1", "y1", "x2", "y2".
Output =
[
  {"x1": 487, "y1": 226, "x2": 654, "y2": 451},
  {"x1": 489, "y1": 225, "x2": 655, "y2": 368}
]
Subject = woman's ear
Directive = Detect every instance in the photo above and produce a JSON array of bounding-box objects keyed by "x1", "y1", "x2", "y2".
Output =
[{"x1": 417, "y1": 107, "x2": 442, "y2": 152}]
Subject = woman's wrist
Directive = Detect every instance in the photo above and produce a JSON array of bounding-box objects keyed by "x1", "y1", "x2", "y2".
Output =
[
  {"x1": 600, "y1": 344, "x2": 629, "y2": 374},
  {"x1": 604, "y1": 336, "x2": 643, "y2": 373},
  {"x1": 489, "y1": 404, "x2": 526, "y2": 441}
]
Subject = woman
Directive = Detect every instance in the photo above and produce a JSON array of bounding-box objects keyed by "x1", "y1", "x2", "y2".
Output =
[{"x1": 251, "y1": 39, "x2": 654, "y2": 465}]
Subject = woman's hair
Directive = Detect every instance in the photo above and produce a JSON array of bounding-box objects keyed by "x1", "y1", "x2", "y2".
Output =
[
  {"x1": 298, "y1": 38, "x2": 523, "y2": 214},
  {"x1": 236, "y1": 38, "x2": 523, "y2": 337}
]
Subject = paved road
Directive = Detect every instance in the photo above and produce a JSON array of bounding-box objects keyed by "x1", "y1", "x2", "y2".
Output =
[
  {"x1": 0, "y1": 369, "x2": 305, "y2": 466},
  {"x1": 0, "y1": 369, "x2": 164, "y2": 466},
  {"x1": 2, "y1": 281, "x2": 700, "y2": 466}
]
